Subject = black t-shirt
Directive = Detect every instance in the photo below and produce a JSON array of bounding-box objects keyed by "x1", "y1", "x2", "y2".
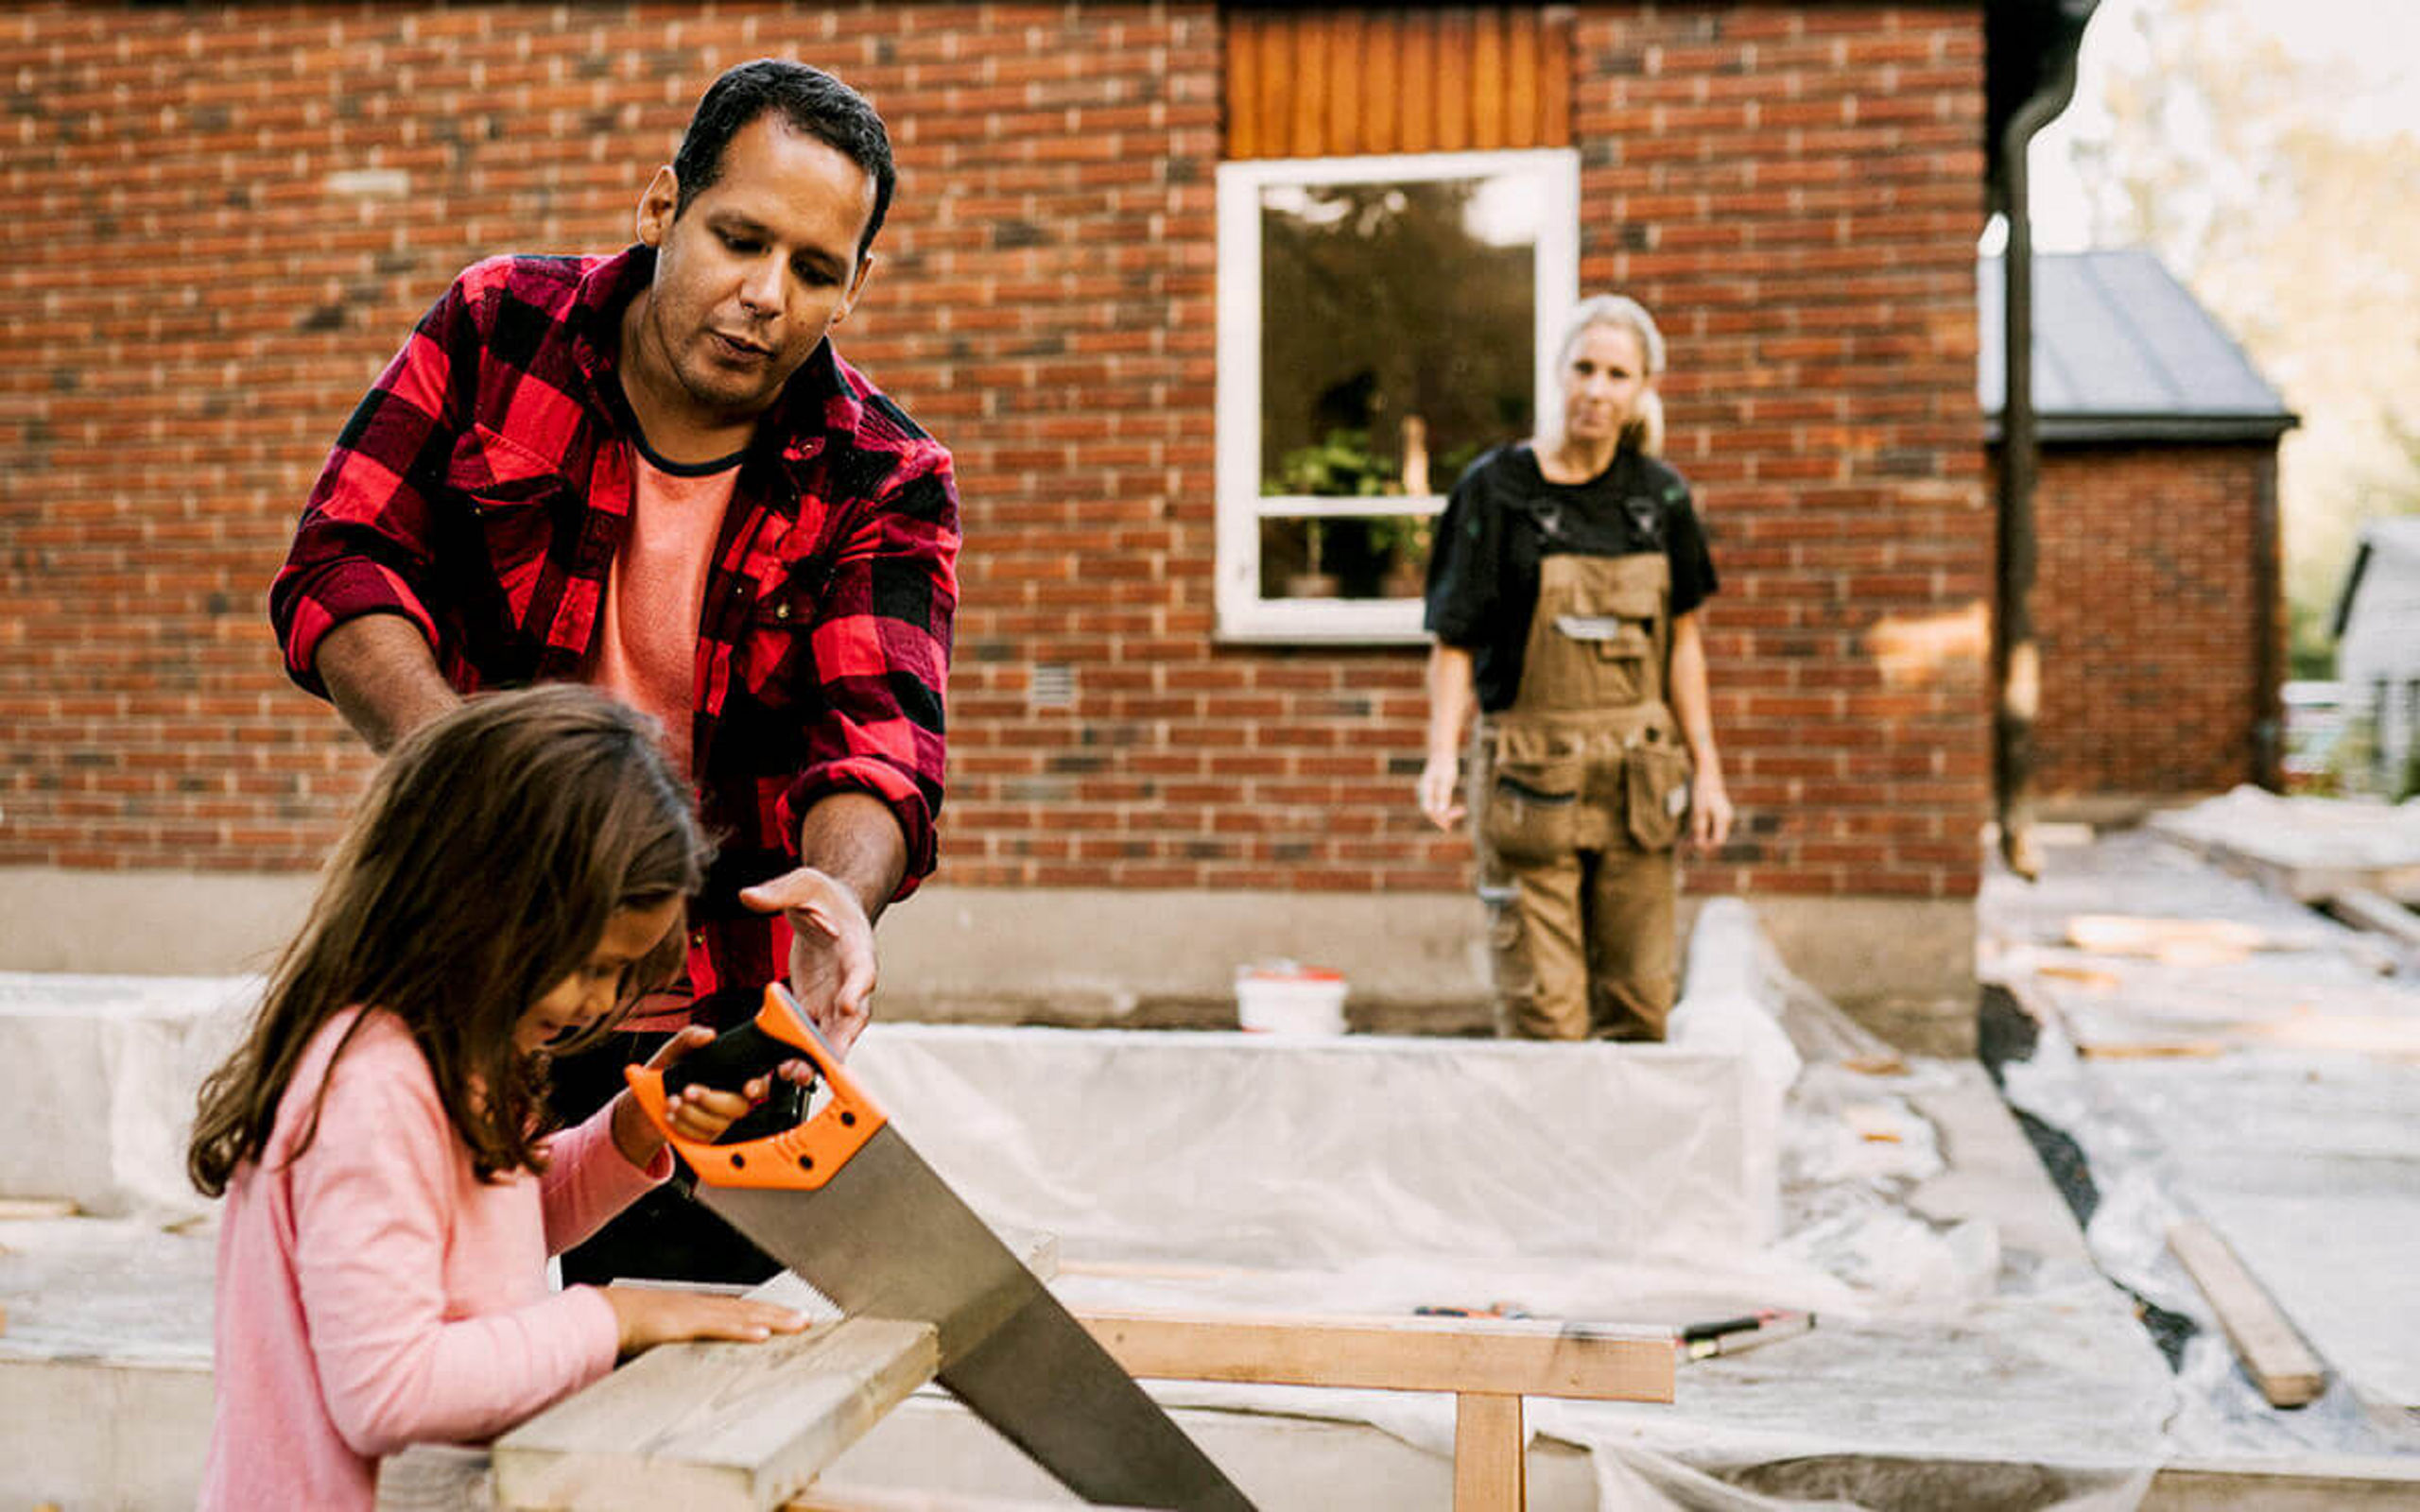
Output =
[{"x1": 1423, "y1": 443, "x2": 1719, "y2": 713}]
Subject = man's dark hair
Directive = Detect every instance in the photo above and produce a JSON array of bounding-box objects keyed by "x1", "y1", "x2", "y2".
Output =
[{"x1": 672, "y1": 60, "x2": 895, "y2": 263}]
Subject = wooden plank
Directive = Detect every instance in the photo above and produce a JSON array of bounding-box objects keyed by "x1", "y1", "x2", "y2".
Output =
[
  {"x1": 2329, "y1": 886, "x2": 2420, "y2": 950},
  {"x1": 2066, "y1": 914, "x2": 2268, "y2": 966},
  {"x1": 1328, "y1": 9, "x2": 1364, "y2": 158},
  {"x1": 1504, "y1": 9, "x2": 1540, "y2": 150},
  {"x1": 1469, "y1": 8, "x2": 1506, "y2": 149},
  {"x1": 1288, "y1": 12, "x2": 1326, "y2": 159},
  {"x1": 1224, "y1": 9, "x2": 1259, "y2": 160},
  {"x1": 1537, "y1": 9, "x2": 1572, "y2": 147},
  {"x1": 2077, "y1": 1040, "x2": 2227, "y2": 1061},
  {"x1": 1434, "y1": 9, "x2": 1473, "y2": 152},
  {"x1": 1078, "y1": 1308, "x2": 1674, "y2": 1402},
  {"x1": 1362, "y1": 9, "x2": 1401, "y2": 155},
  {"x1": 2169, "y1": 1219, "x2": 2326, "y2": 1408},
  {"x1": 1399, "y1": 9, "x2": 1437, "y2": 153},
  {"x1": 492, "y1": 1316, "x2": 941, "y2": 1512},
  {"x1": 1453, "y1": 1392, "x2": 1525, "y2": 1512},
  {"x1": 792, "y1": 1487, "x2": 1152, "y2": 1512},
  {"x1": 1255, "y1": 15, "x2": 1291, "y2": 163},
  {"x1": 0, "y1": 1196, "x2": 78, "y2": 1220}
]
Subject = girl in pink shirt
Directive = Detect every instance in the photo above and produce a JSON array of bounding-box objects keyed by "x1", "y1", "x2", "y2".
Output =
[{"x1": 187, "y1": 685, "x2": 809, "y2": 1510}]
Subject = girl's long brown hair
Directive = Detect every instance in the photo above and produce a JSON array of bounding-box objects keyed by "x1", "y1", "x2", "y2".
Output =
[{"x1": 189, "y1": 685, "x2": 709, "y2": 1195}]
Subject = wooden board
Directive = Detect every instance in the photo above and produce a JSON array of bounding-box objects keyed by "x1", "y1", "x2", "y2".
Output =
[
  {"x1": 2154, "y1": 829, "x2": 2420, "y2": 906},
  {"x1": 2329, "y1": 887, "x2": 2420, "y2": 950},
  {"x1": 1222, "y1": 8, "x2": 1574, "y2": 160},
  {"x1": 791, "y1": 1487, "x2": 1151, "y2": 1512},
  {"x1": 2066, "y1": 914, "x2": 2268, "y2": 966},
  {"x1": 1453, "y1": 1392, "x2": 1525, "y2": 1512},
  {"x1": 1077, "y1": 1308, "x2": 1674, "y2": 1402},
  {"x1": 2169, "y1": 1219, "x2": 2326, "y2": 1408},
  {"x1": 0, "y1": 1196, "x2": 78, "y2": 1221},
  {"x1": 492, "y1": 1316, "x2": 940, "y2": 1512}
]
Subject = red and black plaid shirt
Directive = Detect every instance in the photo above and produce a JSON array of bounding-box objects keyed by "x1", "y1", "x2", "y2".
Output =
[{"x1": 271, "y1": 249, "x2": 958, "y2": 1022}]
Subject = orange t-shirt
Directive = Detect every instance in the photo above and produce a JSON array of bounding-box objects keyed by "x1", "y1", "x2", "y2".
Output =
[{"x1": 586, "y1": 447, "x2": 741, "y2": 778}]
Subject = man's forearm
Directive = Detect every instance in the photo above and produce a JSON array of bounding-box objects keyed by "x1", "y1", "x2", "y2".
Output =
[
  {"x1": 315, "y1": 614, "x2": 461, "y2": 753},
  {"x1": 796, "y1": 791, "x2": 910, "y2": 921}
]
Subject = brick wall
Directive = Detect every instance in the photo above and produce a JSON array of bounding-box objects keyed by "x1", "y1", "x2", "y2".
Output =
[
  {"x1": 1574, "y1": 6, "x2": 1992, "y2": 898},
  {"x1": 2031, "y1": 443, "x2": 2276, "y2": 798},
  {"x1": 1, "y1": 3, "x2": 1991, "y2": 902}
]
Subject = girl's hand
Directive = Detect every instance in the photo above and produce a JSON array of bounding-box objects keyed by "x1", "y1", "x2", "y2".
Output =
[
  {"x1": 1416, "y1": 755, "x2": 1465, "y2": 831},
  {"x1": 598, "y1": 1284, "x2": 809, "y2": 1357},
  {"x1": 1689, "y1": 767, "x2": 1735, "y2": 852},
  {"x1": 609, "y1": 1026, "x2": 817, "y2": 1167}
]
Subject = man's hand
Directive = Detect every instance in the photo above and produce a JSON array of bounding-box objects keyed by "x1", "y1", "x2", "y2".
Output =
[{"x1": 739, "y1": 867, "x2": 877, "y2": 1056}]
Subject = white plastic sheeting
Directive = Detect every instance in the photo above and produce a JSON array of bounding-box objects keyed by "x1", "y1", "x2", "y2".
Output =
[
  {"x1": 0, "y1": 913, "x2": 2252, "y2": 1511},
  {"x1": 848, "y1": 1026, "x2": 1767, "y2": 1271},
  {"x1": 1999, "y1": 1028, "x2": 2420, "y2": 1446},
  {"x1": 0, "y1": 971, "x2": 256, "y2": 1220},
  {"x1": 829, "y1": 913, "x2": 2179, "y2": 1512},
  {"x1": 2148, "y1": 785, "x2": 2420, "y2": 888}
]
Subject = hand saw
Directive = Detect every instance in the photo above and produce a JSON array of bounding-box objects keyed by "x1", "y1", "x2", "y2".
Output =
[{"x1": 625, "y1": 984, "x2": 1254, "y2": 1511}]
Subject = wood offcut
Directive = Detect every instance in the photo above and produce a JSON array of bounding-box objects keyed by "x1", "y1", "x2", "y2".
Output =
[{"x1": 2169, "y1": 1218, "x2": 2326, "y2": 1408}]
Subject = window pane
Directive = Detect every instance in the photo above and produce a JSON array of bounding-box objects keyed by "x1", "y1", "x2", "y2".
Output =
[
  {"x1": 1257, "y1": 513, "x2": 1437, "y2": 601},
  {"x1": 1259, "y1": 174, "x2": 1538, "y2": 498}
]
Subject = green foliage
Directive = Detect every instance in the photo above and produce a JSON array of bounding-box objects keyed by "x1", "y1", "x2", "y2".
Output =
[
  {"x1": 2287, "y1": 597, "x2": 2336, "y2": 680},
  {"x1": 2320, "y1": 710, "x2": 2381, "y2": 799},
  {"x1": 1263, "y1": 428, "x2": 1399, "y2": 499},
  {"x1": 1257, "y1": 177, "x2": 1534, "y2": 486}
]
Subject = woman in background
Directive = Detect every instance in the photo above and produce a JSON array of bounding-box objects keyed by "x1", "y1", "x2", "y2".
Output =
[{"x1": 1418, "y1": 294, "x2": 1734, "y2": 1040}]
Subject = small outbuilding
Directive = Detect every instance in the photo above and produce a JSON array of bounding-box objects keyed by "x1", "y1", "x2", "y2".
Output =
[{"x1": 1981, "y1": 249, "x2": 2299, "y2": 810}]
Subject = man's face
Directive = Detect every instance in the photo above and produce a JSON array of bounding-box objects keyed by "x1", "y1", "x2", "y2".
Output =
[{"x1": 631, "y1": 112, "x2": 876, "y2": 429}]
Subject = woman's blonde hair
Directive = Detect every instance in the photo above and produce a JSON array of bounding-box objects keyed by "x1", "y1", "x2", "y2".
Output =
[
  {"x1": 188, "y1": 685, "x2": 709, "y2": 1195},
  {"x1": 1555, "y1": 293, "x2": 1668, "y2": 456}
]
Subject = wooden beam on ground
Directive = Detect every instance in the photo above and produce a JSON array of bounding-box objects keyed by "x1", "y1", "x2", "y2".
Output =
[
  {"x1": 493, "y1": 1316, "x2": 939, "y2": 1512},
  {"x1": 2329, "y1": 887, "x2": 2420, "y2": 951},
  {"x1": 1076, "y1": 1308, "x2": 1675, "y2": 1403},
  {"x1": 790, "y1": 1487, "x2": 1151, "y2": 1512},
  {"x1": 2169, "y1": 1219, "x2": 2326, "y2": 1408}
]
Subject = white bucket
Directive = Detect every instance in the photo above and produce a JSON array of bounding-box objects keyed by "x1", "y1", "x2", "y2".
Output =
[{"x1": 1235, "y1": 963, "x2": 1349, "y2": 1036}]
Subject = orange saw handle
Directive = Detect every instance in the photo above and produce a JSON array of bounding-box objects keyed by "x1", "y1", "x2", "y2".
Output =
[{"x1": 623, "y1": 983, "x2": 887, "y2": 1191}]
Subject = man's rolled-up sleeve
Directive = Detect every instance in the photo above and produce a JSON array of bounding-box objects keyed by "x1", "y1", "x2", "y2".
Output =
[
  {"x1": 269, "y1": 279, "x2": 476, "y2": 697},
  {"x1": 778, "y1": 445, "x2": 959, "y2": 899}
]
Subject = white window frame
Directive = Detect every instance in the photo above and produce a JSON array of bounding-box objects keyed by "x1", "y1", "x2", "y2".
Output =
[{"x1": 1215, "y1": 147, "x2": 1580, "y2": 644}]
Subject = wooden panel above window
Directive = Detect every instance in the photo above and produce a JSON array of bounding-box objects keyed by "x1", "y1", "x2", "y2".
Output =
[{"x1": 1224, "y1": 7, "x2": 1574, "y2": 160}]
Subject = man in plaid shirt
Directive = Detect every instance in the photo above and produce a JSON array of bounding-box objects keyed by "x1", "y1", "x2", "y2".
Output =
[{"x1": 270, "y1": 62, "x2": 956, "y2": 1279}]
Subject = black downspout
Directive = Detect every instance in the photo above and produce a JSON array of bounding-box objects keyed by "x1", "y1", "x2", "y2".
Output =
[
  {"x1": 2251, "y1": 451, "x2": 2283, "y2": 788},
  {"x1": 1993, "y1": 6, "x2": 2089, "y2": 880}
]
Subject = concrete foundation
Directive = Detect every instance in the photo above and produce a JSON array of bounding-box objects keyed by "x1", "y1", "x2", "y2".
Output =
[{"x1": 0, "y1": 868, "x2": 1978, "y2": 1046}]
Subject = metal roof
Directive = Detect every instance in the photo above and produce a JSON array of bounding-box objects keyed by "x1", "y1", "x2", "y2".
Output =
[{"x1": 1979, "y1": 250, "x2": 2299, "y2": 443}]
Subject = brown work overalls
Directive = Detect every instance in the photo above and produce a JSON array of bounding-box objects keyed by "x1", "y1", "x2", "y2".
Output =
[{"x1": 1471, "y1": 550, "x2": 1693, "y2": 1040}]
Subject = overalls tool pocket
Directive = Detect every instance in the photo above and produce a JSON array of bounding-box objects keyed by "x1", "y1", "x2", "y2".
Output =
[
  {"x1": 1623, "y1": 742, "x2": 1693, "y2": 851},
  {"x1": 1484, "y1": 755, "x2": 1584, "y2": 864},
  {"x1": 1552, "y1": 581, "x2": 1664, "y2": 707}
]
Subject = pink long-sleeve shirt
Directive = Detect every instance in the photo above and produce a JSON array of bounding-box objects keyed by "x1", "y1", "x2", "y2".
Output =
[{"x1": 199, "y1": 1007, "x2": 670, "y2": 1511}]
